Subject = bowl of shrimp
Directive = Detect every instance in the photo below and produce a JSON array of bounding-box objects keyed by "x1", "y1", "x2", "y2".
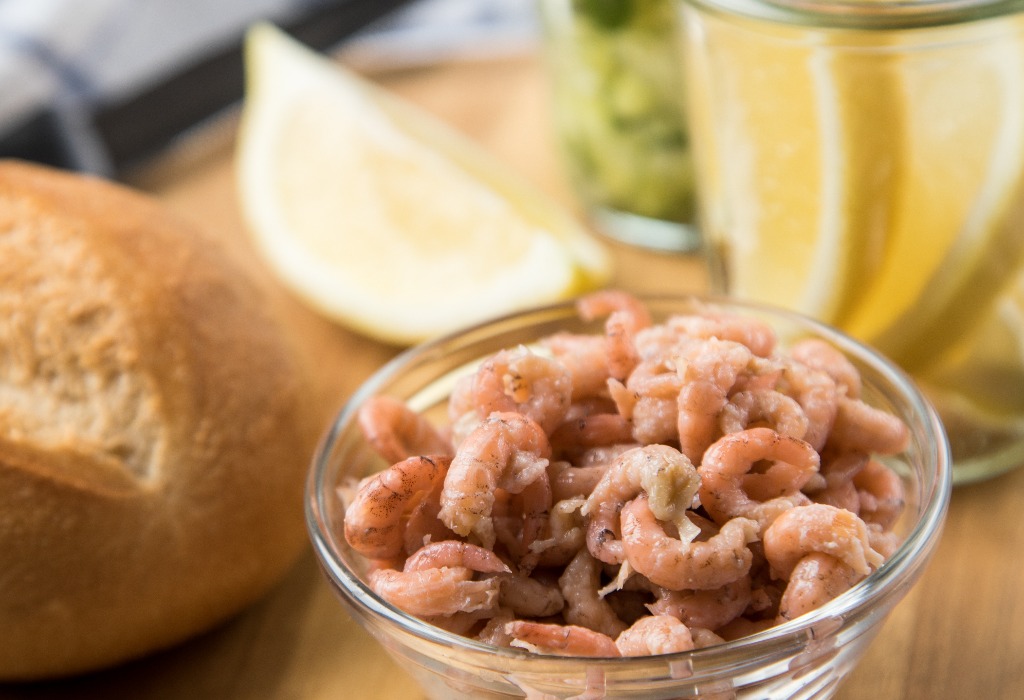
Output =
[{"x1": 306, "y1": 290, "x2": 951, "y2": 699}]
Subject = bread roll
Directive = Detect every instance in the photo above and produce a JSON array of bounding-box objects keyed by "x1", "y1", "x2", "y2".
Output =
[{"x1": 0, "y1": 160, "x2": 318, "y2": 680}]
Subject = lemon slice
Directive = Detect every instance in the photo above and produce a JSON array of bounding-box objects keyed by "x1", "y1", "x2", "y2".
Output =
[
  {"x1": 685, "y1": 17, "x2": 899, "y2": 324},
  {"x1": 844, "y1": 17, "x2": 1024, "y2": 370},
  {"x1": 236, "y1": 23, "x2": 611, "y2": 345}
]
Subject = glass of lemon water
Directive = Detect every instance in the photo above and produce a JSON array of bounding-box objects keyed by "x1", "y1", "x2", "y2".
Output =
[
  {"x1": 677, "y1": 0, "x2": 1024, "y2": 482},
  {"x1": 538, "y1": 0, "x2": 701, "y2": 252}
]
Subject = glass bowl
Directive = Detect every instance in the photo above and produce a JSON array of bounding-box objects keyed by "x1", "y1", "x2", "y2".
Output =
[{"x1": 306, "y1": 295, "x2": 951, "y2": 699}]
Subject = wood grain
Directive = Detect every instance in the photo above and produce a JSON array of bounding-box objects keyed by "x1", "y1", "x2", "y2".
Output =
[{"x1": 1, "y1": 54, "x2": 1021, "y2": 700}]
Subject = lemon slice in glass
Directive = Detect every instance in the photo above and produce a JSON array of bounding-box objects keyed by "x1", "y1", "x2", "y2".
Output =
[
  {"x1": 845, "y1": 19, "x2": 1024, "y2": 371},
  {"x1": 236, "y1": 23, "x2": 611, "y2": 345},
  {"x1": 687, "y1": 18, "x2": 899, "y2": 326}
]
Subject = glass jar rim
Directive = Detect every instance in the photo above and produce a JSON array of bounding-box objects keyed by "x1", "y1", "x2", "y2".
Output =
[{"x1": 682, "y1": 0, "x2": 1022, "y2": 30}]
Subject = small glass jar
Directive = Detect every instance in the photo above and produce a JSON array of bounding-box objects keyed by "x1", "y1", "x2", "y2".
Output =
[
  {"x1": 677, "y1": 0, "x2": 1024, "y2": 482},
  {"x1": 307, "y1": 296, "x2": 951, "y2": 700},
  {"x1": 538, "y1": 0, "x2": 701, "y2": 252}
]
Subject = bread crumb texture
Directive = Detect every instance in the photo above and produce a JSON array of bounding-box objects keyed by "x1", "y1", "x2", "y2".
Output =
[{"x1": 0, "y1": 160, "x2": 318, "y2": 680}]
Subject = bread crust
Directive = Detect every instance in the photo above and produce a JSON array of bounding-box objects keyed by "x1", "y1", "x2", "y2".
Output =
[{"x1": 0, "y1": 160, "x2": 317, "y2": 680}]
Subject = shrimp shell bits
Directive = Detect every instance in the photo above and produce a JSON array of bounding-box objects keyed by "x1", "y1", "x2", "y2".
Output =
[{"x1": 308, "y1": 293, "x2": 951, "y2": 700}]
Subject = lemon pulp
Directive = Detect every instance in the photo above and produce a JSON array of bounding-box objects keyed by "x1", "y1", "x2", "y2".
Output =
[{"x1": 236, "y1": 24, "x2": 611, "y2": 345}]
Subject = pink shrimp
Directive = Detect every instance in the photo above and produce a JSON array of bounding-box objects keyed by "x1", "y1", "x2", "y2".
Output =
[
  {"x1": 497, "y1": 573, "x2": 566, "y2": 618},
  {"x1": 368, "y1": 566, "x2": 501, "y2": 618},
  {"x1": 472, "y1": 346, "x2": 573, "y2": 434},
  {"x1": 439, "y1": 412, "x2": 551, "y2": 549},
  {"x1": 829, "y1": 397, "x2": 911, "y2": 456},
  {"x1": 527, "y1": 496, "x2": 587, "y2": 568},
  {"x1": 403, "y1": 540, "x2": 511, "y2": 574},
  {"x1": 558, "y1": 549, "x2": 629, "y2": 638},
  {"x1": 776, "y1": 553, "x2": 862, "y2": 623},
  {"x1": 647, "y1": 575, "x2": 752, "y2": 631},
  {"x1": 718, "y1": 389, "x2": 809, "y2": 440},
  {"x1": 762, "y1": 503, "x2": 883, "y2": 580},
  {"x1": 809, "y1": 478, "x2": 861, "y2": 513},
  {"x1": 575, "y1": 443, "x2": 640, "y2": 469},
  {"x1": 549, "y1": 412, "x2": 634, "y2": 462},
  {"x1": 614, "y1": 357, "x2": 684, "y2": 445},
  {"x1": 583, "y1": 444, "x2": 702, "y2": 565},
  {"x1": 690, "y1": 627, "x2": 727, "y2": 649},
  {"x1": 620, "y1": 495, "x2": 758, "y2": 591},
  {"x1": 675, "y1": 337, "x2": 760, "y2": 464},
  {"x1": 344, "y1": 455, "x2": 450, "y2": 560},
  {"x1": 496, "y1": 471, "x2": 554, "y2": 568},
  {"x1": 853, "y1": 458, "x2": 905, "y2": 530},
  {"x1": 615, "y1": 615, "x2": 695, "y2": 656},
  {"x1": 776, "y1": 360, "x2": 840, "y2": 451},
  {"x1": 549, "y1": 461, "x2": 609, "y2": 501},
  {"x1": 576, "y1": 290, "x2": 653, "y2": 333},
  {"x1": 790, "y1": 338, "x2": 862, "y2": 399},
  {"x1": 358, "y1": 395, "x2": 454, "y2": 465},
  {"x1": 402, "y1": 475, "x2": 459, "y2": 555},
  {"x1": 476, "y1": 610, "x2": 517, "y2": 647},
  {"x1": 506, "y1": 621, "x2": 621, "y2": 657},
  {"x1": 666, "y1": 310, "x2": 777, "y2": 358},
  {"x1": 541, "y1": 331, "x2": 611, "y2": 401},
  {"x1": 698, "y1": 428, "x2": 820, "y2": 529},
  {"x1": 576, "y1": 289, "x2": 653, "y2": 381}
]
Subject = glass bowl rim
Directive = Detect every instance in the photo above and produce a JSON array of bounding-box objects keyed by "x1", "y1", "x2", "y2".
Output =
[{"x1": 305, "y1": 293, "x2": 952, "y2": 670}]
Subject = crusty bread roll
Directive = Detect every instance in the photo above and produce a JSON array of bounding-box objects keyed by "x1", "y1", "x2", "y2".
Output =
[{"x1": 0, "y1": 160, "x2": 318, "y2": 680}]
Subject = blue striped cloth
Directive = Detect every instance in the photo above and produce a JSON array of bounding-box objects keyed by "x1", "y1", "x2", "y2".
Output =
[{"x1": 0, "y1": 0, "x2": 538, "y2": 135}]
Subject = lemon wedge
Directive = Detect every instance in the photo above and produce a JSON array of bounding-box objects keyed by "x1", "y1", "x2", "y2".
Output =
[{"x1": 236, "y1": 23, "x2": 611, "y2": 345}]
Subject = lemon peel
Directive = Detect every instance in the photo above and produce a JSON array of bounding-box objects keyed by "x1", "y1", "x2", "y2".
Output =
[{"x1": 236, "y1": 23, "x2": 611, "y2": 345}]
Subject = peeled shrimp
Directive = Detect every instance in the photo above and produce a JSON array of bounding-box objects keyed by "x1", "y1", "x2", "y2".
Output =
[
  {"x1": 472, "y1": 346, "x2": 573, "y2": 434},
  {"x1": 344, "y1": 455, "x2": 450, "y2": 559},
  {"x1": 667, "y1": 310, "x2": 777, "y2": 358},
  {"x1": 853, "y1": 458, "x2": 905, "y2": 530},
  {"x1": 558, "y1": 549, "x2": 628, "y2": 638},
  {"x1": 541, "y1": 331, "x2": 611, "y2": 401},
  {"x1": 576, "y1": 289, "x2": 652, "y2": 381},
  {"x1": 647, "y1": 575, "x2": 752, "y2": 631},
  {"x1": 718, "y1": 390, "x2": 809, "y2": 441},
  {"x1": 762, "y1": 503, "x2": 883, "y2": 580},
  {"x1": 615, "y1": 614, "x2": 695, "y2": 656},
  {"x1": 506, "y1": 621, "x2": 620, "y2": 657},
  {"x1": 369, "y1": 566, "x2": 501, "y2": 618},
  {"x1": 549, "y1": 412, "x2": 633, "y2": 462},
  {"x1": 698, "y1": 428, "x2": 819, "y2": 528},
  {"x1": 675, "y1": 337, "x2": 759, "y2": 464},
  {"x1": 776, "y1": 553, "x2": 862, "y2": 623},
  {"x1": 494, "y1": 472, "x2": 553, "y2": 567},
  {"x1": 357, "y1": 395, "x2": 453, "y2": 465},
  {"x1": 790, "y1": 338, "x2": 862, "y2": 399},
  {"x1": 402, "y1": 474, "x2": 457, "y2": 555},
  {"x1": 527, "y1": 496, "x2": 587, "y2": 568},
  {"x1": 620, "y1": 495, "x2": 758, "y2": 591},
  {"x1": 498, "y1": 574, "x2": 565, "y2": 618},
  {"x1": 583, "y1": 444, "x2": 702, "y2": 565},
  {"x1": 777, "y1": 360, "x2": 840, "y2": 451},
  {"x1": 549, "y1": 461, "x2": 609, "y2": 502},
  {"x1": 403, "y1": 540, "x2": 510, "y2": 574},
  {"x1": 439, "y1": 412, "x2": 551, "y2": 549},
  {"x1": 830, "y1": 397, "x2": 911, "y2": 456}
]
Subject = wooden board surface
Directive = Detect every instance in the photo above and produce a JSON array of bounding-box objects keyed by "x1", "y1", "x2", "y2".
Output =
[{"x1": 1, "y1": 54, "x2": 1022, "y2": 700}]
